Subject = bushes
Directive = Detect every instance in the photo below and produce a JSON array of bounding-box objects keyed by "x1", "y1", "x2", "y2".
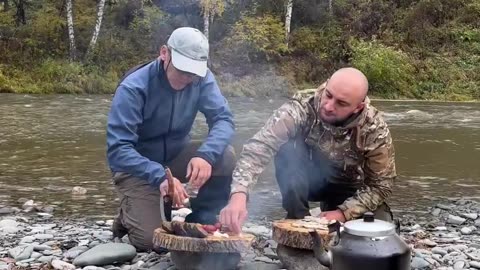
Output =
[
  {"x1": 350, "y1": 40, "x2": 417, "y2": 98},
  {"x1": 0, "y1": 60, "x2": 118, "y2": 94}
]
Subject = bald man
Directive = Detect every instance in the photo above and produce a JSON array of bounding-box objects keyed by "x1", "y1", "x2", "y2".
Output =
[{"x1": 220, "y1": 68, "x2": 396, "y2": 233}]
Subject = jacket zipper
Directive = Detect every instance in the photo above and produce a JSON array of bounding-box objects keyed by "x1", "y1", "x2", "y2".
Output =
[{"x1": 164, "y1": 92, "x2": 176, "y2": 161}]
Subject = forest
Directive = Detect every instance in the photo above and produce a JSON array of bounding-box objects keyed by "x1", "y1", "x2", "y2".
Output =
[{"x1": 0, "y1": 0, "x2": 479, "y2": 100}]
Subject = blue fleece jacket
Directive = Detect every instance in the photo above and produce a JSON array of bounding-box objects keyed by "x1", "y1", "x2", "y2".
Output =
[{"x1": 106, "y1": 59, "x2": 235, "y2": 187}]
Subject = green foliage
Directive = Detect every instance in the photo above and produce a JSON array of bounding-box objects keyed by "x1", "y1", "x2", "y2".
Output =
[
  {"x1": 229, "y1": 14, "x2": 288, "y2": 58},
  {"x1": 350, "y1": 40, "x2": 417, "y2": 98}
]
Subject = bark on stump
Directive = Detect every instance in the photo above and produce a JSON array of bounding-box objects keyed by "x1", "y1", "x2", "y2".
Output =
[
  {"x1": 272, "y1": 219, "x2": 332, "y2": 270},
  {"x1": 153, "y1": 228, "x2": 255, "y2": 270}
]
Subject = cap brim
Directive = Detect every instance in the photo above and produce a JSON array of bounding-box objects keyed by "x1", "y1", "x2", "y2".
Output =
[{"x1": 171, "y1": 50, "x2": 207, "y2": 77}]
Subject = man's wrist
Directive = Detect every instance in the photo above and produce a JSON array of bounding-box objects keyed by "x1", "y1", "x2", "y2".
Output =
[{"x1": 230, "y1": 191, "x2": 248, "y2": 202}]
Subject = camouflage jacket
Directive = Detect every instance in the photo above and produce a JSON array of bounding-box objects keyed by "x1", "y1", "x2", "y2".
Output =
[{"x1": 231, "y1": 84, "x2": 396, "y2": 221}]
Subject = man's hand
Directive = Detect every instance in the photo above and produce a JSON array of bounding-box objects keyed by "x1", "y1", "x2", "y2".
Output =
[
  {"x1": 160, "y1": 176, "x2": 188, "y2": 208},
  {"x1": 319, "y1": 209, "x2": 346, "y2": 223},
  {"x1": 219, "y1": 193, "x2": 248, "y2": 234},
  {"x1": 186, "y1": 157, "x2": 212, "y2": 188}
]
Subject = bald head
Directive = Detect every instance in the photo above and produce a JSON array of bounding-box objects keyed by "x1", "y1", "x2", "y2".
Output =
[
  {"x1": 318, "y1": 67, "x2": 369, "y2": 125},
  {"x1": 328, "y1": 67, "x2": 368, "y2": 105}
]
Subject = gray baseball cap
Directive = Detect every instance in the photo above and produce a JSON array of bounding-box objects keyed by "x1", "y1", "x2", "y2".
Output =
[{"x1": 167, "y1": 27, "x2": 209, "y2": 77}]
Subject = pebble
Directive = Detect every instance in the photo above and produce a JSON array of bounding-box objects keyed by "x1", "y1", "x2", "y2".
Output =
[
  {"x1": 461, "y1": 227, "x2": 473, "y2": 235},
  {"x1": 73, "y1": 243, "x2": 137, "y2": 266},
  {"x1": 72, "y1": 186, "x2": 88, "y2": 195},
  {"x1": 52, "y1": 259, "x2": 76, "y2": 270},
  {"x1": 470, "y1": 261, "x2": 480, "y2": 269},
  {"x1": 447, "y1": 215, "x2": 466, "y2": 225},
  {"x1": 411, "y1": 257, "x2": 430, "y2": 269},
  {"x1": 8, "y1": 245, "x2": 34, "y2": 260},
  {"x1": 461, "y1": 213, "x2": 478, "y2": 220}
]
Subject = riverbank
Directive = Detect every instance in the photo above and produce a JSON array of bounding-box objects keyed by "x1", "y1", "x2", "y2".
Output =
[{"x1": 1, "y1": 197, "x2": 480, "y2": 270}]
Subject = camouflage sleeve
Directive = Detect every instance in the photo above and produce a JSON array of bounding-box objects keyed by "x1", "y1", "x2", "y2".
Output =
[
  {"x1": 337, "y1": 116, "x2": 396, "y2": 221},
  {"x1": 230, "y1": 100, "x2": 309, "y2": 195}
]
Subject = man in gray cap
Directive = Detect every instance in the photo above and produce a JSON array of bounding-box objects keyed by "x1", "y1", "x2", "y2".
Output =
[{"x1": 106, "y1": 27, "x2": 236, "y2": 252}]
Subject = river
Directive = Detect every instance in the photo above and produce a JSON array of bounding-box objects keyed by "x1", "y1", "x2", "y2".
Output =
[{"x1": 0, "y1": 94, "x2": 479, "y2": 222}]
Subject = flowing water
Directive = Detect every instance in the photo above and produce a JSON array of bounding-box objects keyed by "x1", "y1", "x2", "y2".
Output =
[{"x1": 0, "y1": 94, "x2": 479, "y2": 221}]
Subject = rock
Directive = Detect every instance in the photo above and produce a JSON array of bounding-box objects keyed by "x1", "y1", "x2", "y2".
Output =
[
  {"x1": 243, "y1": 225, "x2": 271, "y2": 238},
  {"x1": 420, "y1": 239, "x2": 437, "y2": 247},
  {"x1": 264, "y1": 247, "x2": 278, "y2": 260},
  {"x1": 255, "y1": 256, "x2": 275, "y2": 264},
  {"x1": 470, "y1": 261, "x2": 480, "y2": 269},
  {"x1": 22, "y1": 200, "x2": 36, "y2": 210},
  {"x1": 72, "y1": 186, "x2": 88, "y2": 195},
  {"x1": 79, "y1": 240, "x2": 90, "y2": 246},
  {"x1": 37, "y1": 212, "x2": 53, "y2": 218},
  {"x1": 73, "y1": 243, "x2": 136, "y2": 266},
  {"x1": 83, "y1": 266, "x2": 107, "y2": 270},
  {"x1": 105, "y1": 220, "x2": 114, "y2": 226},
  {"x1": 432, "y1": 247, "x2": 448, "y2": 256},
  {"x1": 461, "y1": 227, "x2": 473, "y2": 235},
  {"x1": 8, "y1": 245, "x2": 34, "y2": 261},
  {"x1": 436, "y1": 204, "x2": 453, "y2": 210},
  {"x1": 64, "y1": 246, "x2": 89, "y2": 259},
  {"x1": 0, "y1": 207, "x2": 15, "y2": 214},
  {"x1": 411, "y1": 257, "x2": 430, "y2": 269},
  {"x1": 434, "y1": 226, "x2": 448, "y2": 231},
  {"x1": 51, "y1": 259, "x2": 76, "y2": 270},
  {"x1": 461, "y1": 213, "x2": 478, "y2": 220},
  {"x1": 2, "y1": 226, "x2": 20, "y2": 234},
  {"x1": 33, "y1": 244, "x2": 52, "y2": 251},
  {"x1": 20, "y1": 236, "x2": 36, "y2": 244},
  {"x1": 431, "y1": 208, "x2": 441, "y2": 216},
  {"x1": 475, "y1": 219, "x2": 480, "y2": 227},
  {"x1": 95, "y1": 221, "x2": 105, "y2": 226},
  {"x1": 37, "y1": 256, "x2": 54, "y2": 263},
  {"x1": 0, "y1": 219, "x2": 17, "y2": 228},
  {"x1": 447, "y1": 215, "x2": 466, "y2": 225},
  {"x1": 42, "y1": 206, "x2": 55, "y2": 213},
  {"x1": 453, "y1": 260, "x2": 466, "y2": 269},
  {"x1": 34, "y1": 233, "x2": 54, "y2": 240}
]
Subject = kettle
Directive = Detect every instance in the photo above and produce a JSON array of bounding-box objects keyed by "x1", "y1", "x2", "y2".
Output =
[{"x1": 310, "y1": 212, "x2": 411, "y2": 270}]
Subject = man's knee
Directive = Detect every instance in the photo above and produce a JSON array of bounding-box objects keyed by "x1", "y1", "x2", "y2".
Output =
[
  {"x1": 128, "y1": 226, "x2": 155, "y2": 252},
  {"x1": 212, "y1": 145, "x2": 236, "y2": 177}
]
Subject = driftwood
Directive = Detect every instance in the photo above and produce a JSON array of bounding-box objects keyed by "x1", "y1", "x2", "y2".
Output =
[
  {"x1": 272, "y1": 219, "x2": 333, "y2": 250},
  {"x1": 153, "y1": 228, "x2": 255, "y2": 253}
]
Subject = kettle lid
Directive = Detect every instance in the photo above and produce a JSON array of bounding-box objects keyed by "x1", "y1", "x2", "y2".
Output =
[{"x1": 343, "y1": 212, "x2": 396, "y2": 237}]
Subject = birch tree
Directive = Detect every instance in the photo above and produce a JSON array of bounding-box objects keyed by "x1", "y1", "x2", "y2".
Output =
[
  {"x1": 66, "y1": 0, "x2": 77, "y2": 61},
  {"x1": 86, "y1": 0, "x2": 106, "y2": 59},
  {"x1": 200, "y1": 0, "x2": 226, "y2": 40},
  {"x1": 284, "y1": 0, "x2": 293, "y2": 47}
]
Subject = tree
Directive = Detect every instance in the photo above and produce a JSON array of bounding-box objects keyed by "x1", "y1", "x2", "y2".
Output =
[
  {"x1": 284, "y1": 0, "x2": 293, "y2": 47},
  {"x1": 200, "y1": 0, "x2": 226, "y2": 40},
  {"x1": 12, "y1": 0, "x2": 26, "y2": 25},
  {"x1": 86, "y1": 0, "x2": 106, "y2": 59},
  {"x1": 1, "y1": 0, "x2": 9, "y2": 11},
  {"x1": 65, "y1": 0, "x2": 77, "y2": 61}
]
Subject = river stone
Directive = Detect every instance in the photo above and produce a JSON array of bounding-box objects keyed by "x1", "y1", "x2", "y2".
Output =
[
  {"x1": 8, "y1": 245, "x2": 34, "y2": 260},
  {"x1": 461, "y1": 213, "x2": 478, "y2": 220},
  {"x1": 0, "y1": 207, "x2": 15, "y2": 215},
  {"x1": 447, "y1": 215, "x2": 466, "y2": 225},
  {"x1": 72, "y1": 186, "x2": 88, "y2": 195},
  {"x1": 437, "y1": 204, "x2": 453, "y2": 210},
  {"x1": 52, "y1": 259, "x2": 76, "y2": 270},
  {"x1": 35, "y1": 234, "x2": 54, "y2": 240},
  {"x1": 37, "y1": 255, "x2": 54, "y2": 263},
  {"x1": 453, "y1": 260, "x2": 466, "y2": 269},
  {"x1": 461, "y1": 227, "x2": 473, "y2": 235},
  {"x1": 411, "y1": 257, "x2": 430, "y2": 269},
  {"x1": 420, "y1": 239, "x2": 437, "y2": 247},
  {"x1": 73, "y1": 243, "x2": 136, "y2": 266},
  {"x1": 20, "y1": 236, "x2": 36, "y2": 243},
  {"x1": 470, "y1": 261, "x2": 480, "y2": 269},
  {"x1": 432, "y1": 247, "x2": 448, "y2": 256},
  {"x1": 0, "y1": 219, "x2": 17, "y2": 228},
  {"x1": 2, "y1": 226, "x2": 20, "y2": 234},
  {"x1": 431, "y1": 208, "x2": 441, "y2": 216},
  {"x1": 64, "y1": 245, "x2": 89, "y2": 259},
  {"x1": 475, "y1": 219, "x2": 480, "y2": 227}
]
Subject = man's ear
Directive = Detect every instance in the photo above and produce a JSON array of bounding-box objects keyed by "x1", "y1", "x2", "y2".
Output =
[
  {"x1": 159, "y1": 45, "x2": 168, "y2": 61},
  {"x1": 353, "y1": 102, "x2": 365, "y2": 114}
]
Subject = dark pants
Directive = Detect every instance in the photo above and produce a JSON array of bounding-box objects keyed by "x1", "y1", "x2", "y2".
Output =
[
  {"x1": 112, "y1": 141, "x2": 236, "y2": 251},
  {"x1": 274, "y1": 138, "x2": 393, "y2": 221}
]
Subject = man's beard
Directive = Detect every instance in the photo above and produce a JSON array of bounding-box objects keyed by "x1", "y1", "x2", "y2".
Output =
[{"x1": 320, "y1": 111, "x2": 359, "y2": 127}]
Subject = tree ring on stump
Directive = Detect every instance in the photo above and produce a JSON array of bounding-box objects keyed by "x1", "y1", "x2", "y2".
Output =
[{"x1": 272, "y1": 219, "x2": 332, "y2": 250}]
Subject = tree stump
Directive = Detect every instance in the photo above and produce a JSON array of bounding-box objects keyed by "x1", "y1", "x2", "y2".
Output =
[
  {"x1": 153, "y1": 228, "x2": 256, "y2": 270},
  {"x1": 272, "y1": 219, "x2": 333, "y2": 250},
  {"x1": 272, "y1": 218, "x2": 334, "y2": 270}
]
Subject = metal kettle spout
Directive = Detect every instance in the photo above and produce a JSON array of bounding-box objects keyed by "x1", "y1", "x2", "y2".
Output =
[{"x1": 309, "y1": 230, "x2": 332, "y2": 267}]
